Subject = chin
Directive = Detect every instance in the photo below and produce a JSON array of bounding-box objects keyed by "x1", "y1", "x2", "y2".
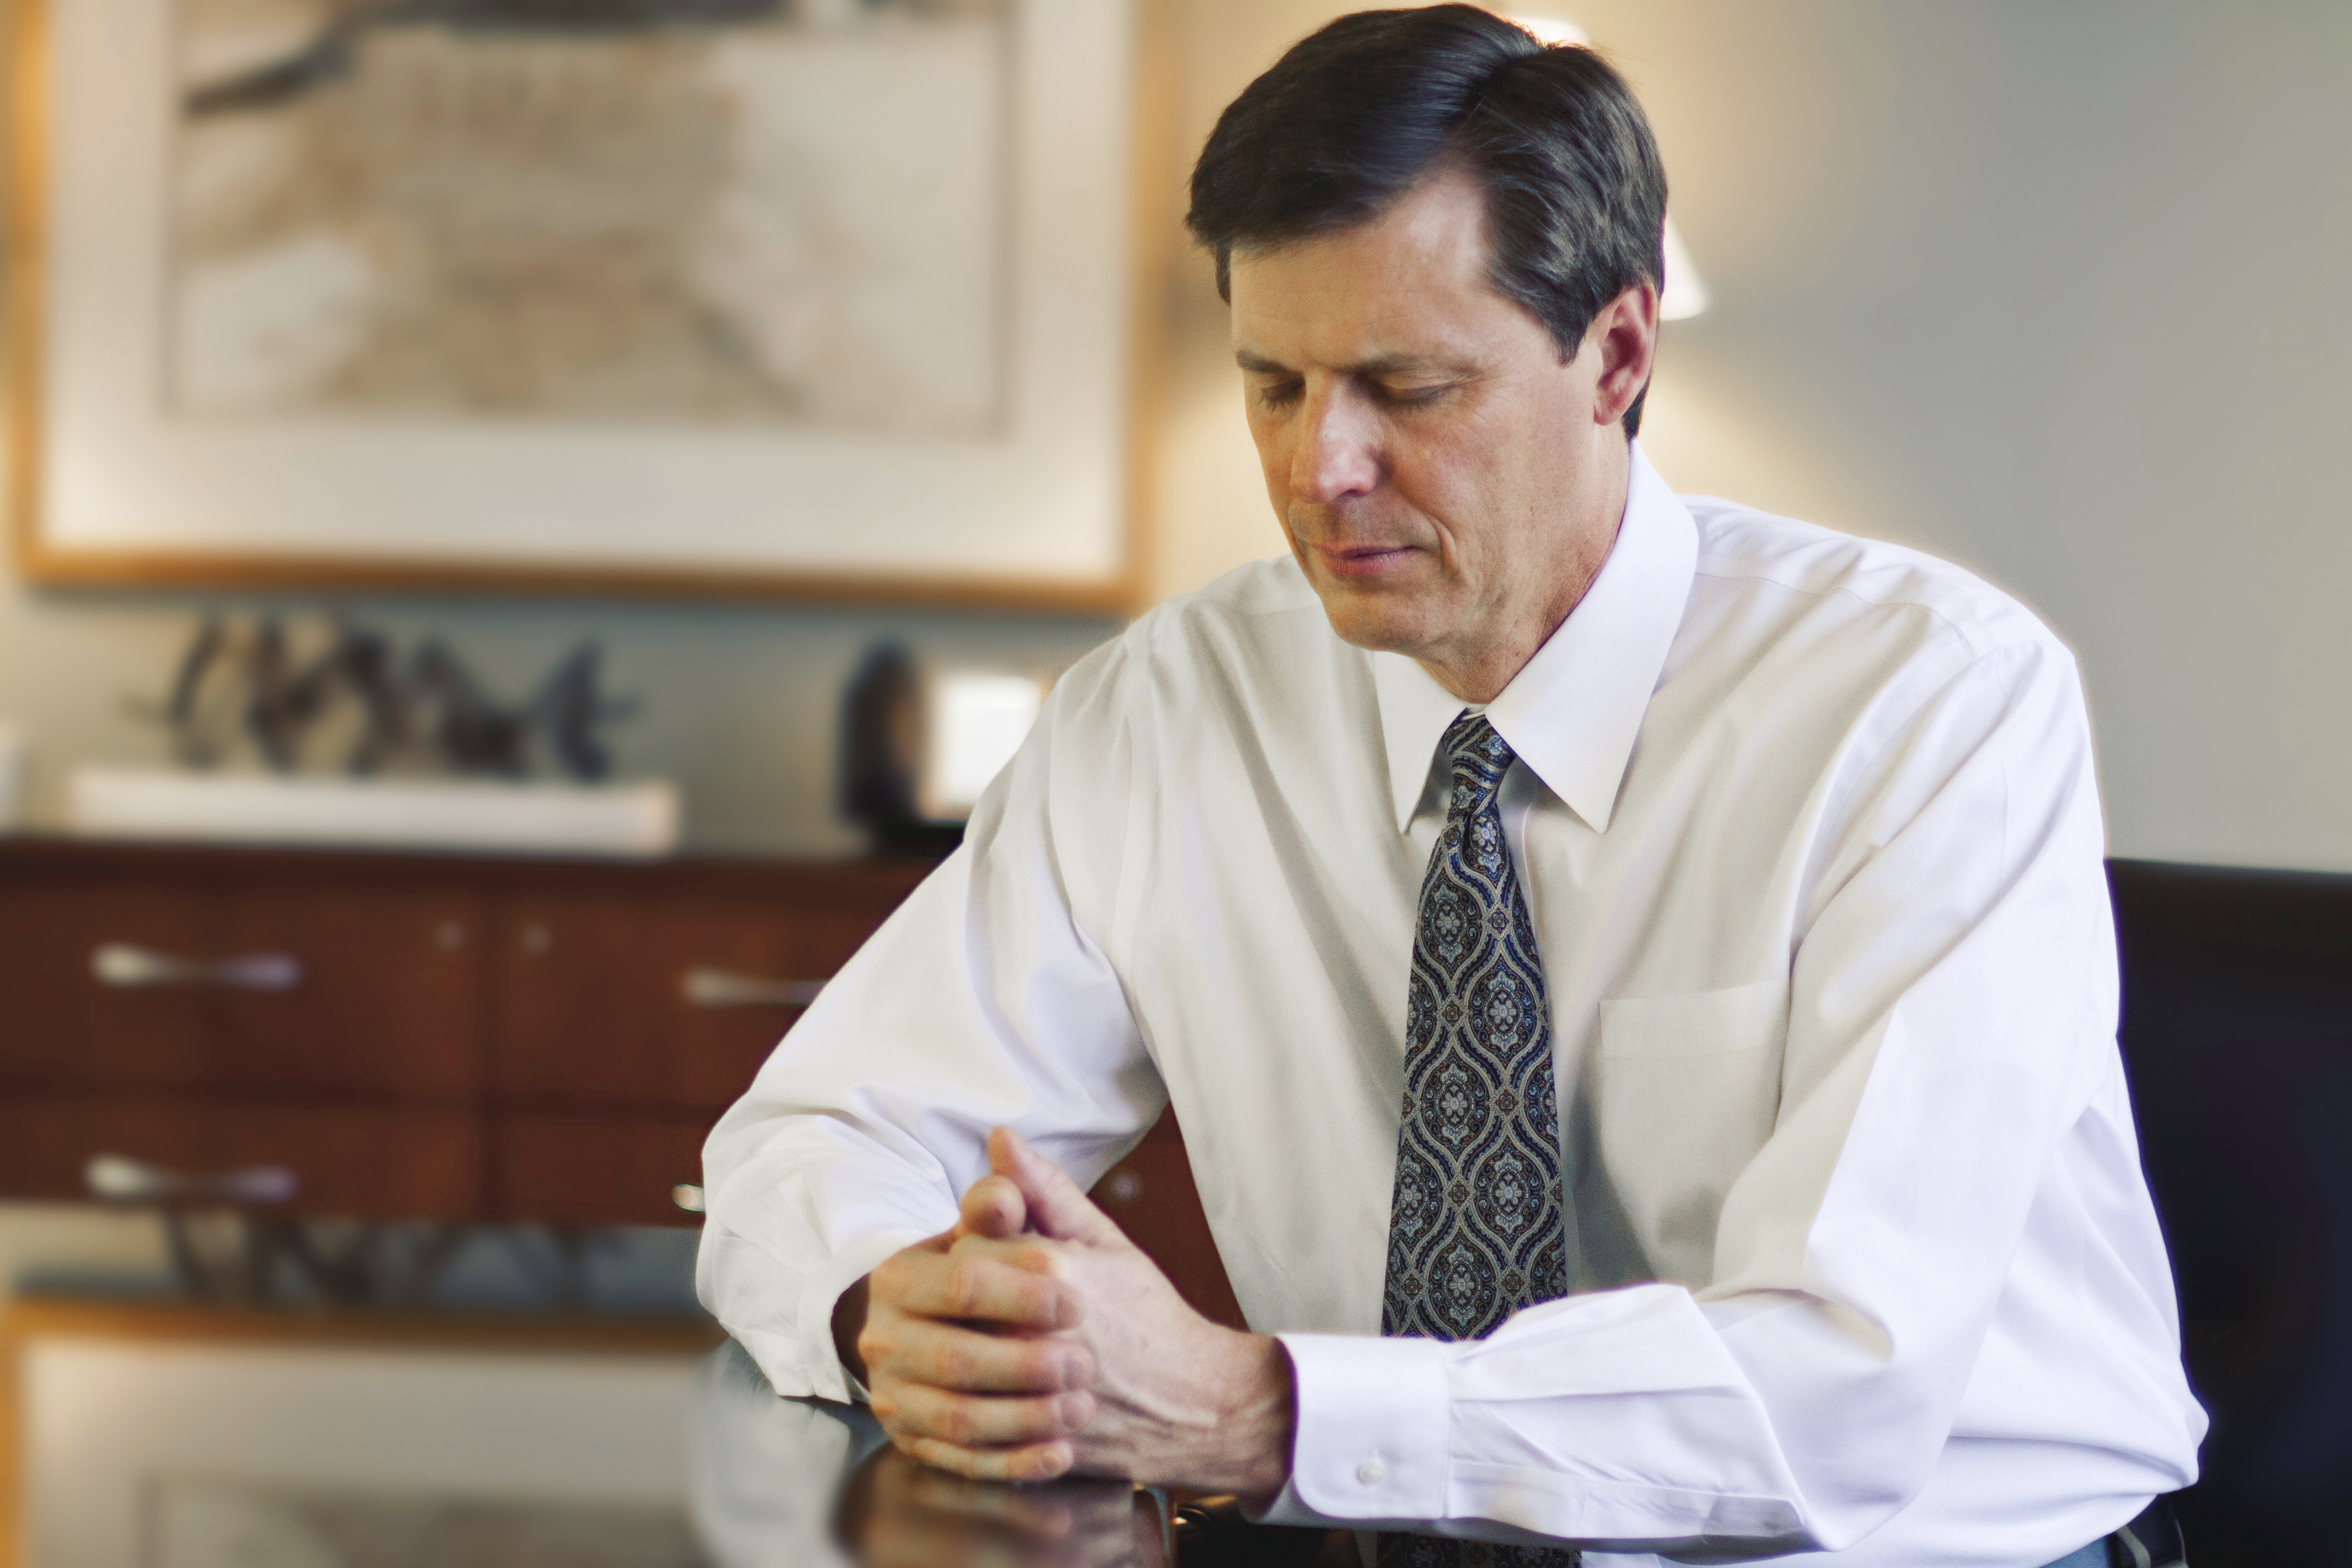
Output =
[{"x1": 1311, "y1": 582, "x2": 1438, "y2": 657}]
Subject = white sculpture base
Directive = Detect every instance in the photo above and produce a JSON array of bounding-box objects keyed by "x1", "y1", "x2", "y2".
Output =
[{"x1": 68, "y1": 768, "x2": 680, "y2": 858}]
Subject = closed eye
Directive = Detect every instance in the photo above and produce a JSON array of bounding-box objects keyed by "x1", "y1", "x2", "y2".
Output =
[
  {"x1": 1366, "y1": 373, "x2": 1469, "y2": 409},
  {"x1": 1252, "y1": 377, "x2": 1304, "y2": 411}
]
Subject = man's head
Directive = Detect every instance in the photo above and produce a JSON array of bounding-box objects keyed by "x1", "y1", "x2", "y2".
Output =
[{"x1": 1186, "y1": 6, "x2": 1668, "y2": 701}]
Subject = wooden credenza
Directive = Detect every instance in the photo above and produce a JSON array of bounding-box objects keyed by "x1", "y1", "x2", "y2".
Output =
[{"x1": 0, "y1": 839, "x2": 1244, "y2": 1325}]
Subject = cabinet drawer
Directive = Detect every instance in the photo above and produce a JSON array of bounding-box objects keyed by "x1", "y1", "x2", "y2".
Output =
[
  {"x1": 495, "y1": 1114, "x2": 707, "y2": 1227},
  {"x1": 0, "y1": 1098, "x2": 484, "y2": 1220},
  {"x1": 0, "y1": 884, "x2": 485, "y2": 1100},
  {"x1": 492, "y1": 892, "x2": 885, "y2": 1111},
  {"x1": 0, "y1": 885, "x2": 211, "y2": 1088}
]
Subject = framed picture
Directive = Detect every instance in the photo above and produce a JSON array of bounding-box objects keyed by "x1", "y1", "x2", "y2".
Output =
[
  {"x1": 0, "y1": 1299, "x2": 722, "y2": 1568},
  {"x1": 5, "y1": 0, "x2": 1159, "y2": 609}
]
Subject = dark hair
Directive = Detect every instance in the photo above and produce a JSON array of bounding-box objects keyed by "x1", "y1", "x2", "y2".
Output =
[{"x1": 1186, "y1": 5, "x2": 1667, "y2": 436}]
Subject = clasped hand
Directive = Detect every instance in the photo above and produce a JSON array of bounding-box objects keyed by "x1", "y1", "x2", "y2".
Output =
[
  {"x1": 845, "y1": 1446, "x2": 1168, "y2": 1568},
  {"x1": 842, "y1": 1128, "x2": 1294, "y2": 1494}
]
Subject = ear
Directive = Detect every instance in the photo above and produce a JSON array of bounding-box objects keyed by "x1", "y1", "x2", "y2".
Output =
[{"x1": 1587, "y1": 279, "x2": 1661, "y2": 429}]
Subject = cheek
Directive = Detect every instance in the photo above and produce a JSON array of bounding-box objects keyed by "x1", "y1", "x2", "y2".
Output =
[
  {"x1": 1389, "y1": 444, "x2": 1490, "y2": 544},
  {"x1": 1412, "y1": 412, "x2": 1550, "y2": 549},
  {"x1": 1244, "y1": 411, "x2": 1293, "y2": 491}
]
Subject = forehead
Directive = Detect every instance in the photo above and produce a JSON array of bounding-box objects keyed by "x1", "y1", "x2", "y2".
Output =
[{"x1": 1227, "y1": 168, "x2": 1529, "y2": 366}]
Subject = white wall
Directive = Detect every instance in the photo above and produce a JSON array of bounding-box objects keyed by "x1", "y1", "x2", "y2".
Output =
[
  {"x1": 1, "y1": 0, "x2": 2343, "y2": 1311},
  {"x1": 1157, "y1": 0, "x2": 2352, "y2": 872},
  {"x1": 3, "y1": 1, "x2": 2348, "y2": 869}
]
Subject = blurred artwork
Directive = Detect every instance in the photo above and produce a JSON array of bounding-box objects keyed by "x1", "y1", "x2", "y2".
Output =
[
  {"x1": 166, "y1": 0, "x2": 1009, "y2": 434},
  {"x1": 151, "y1": 1479, "x2": 710, "y2": 1568}
]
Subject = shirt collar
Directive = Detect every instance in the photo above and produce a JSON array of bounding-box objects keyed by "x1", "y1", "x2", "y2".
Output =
[{"x1": 1369, "y1": 441, "x2": 1699, "y2": 834}]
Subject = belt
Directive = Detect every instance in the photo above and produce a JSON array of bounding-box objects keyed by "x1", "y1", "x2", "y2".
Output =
[
  {"x1": 1172, "y1": 1492, "x2": 2190, "y2": 1568},
  {"x1": 2100, "y1": 1494, "x2": 2188, "y2": 1568}
]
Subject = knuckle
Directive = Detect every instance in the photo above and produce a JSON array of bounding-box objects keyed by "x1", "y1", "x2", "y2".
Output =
[
  {"x1": 1034, "y1": 1342, "x2": 1074, "y2": 1386},
  {"x1": 942, "y1": 1259, "x2": 984, "y2": 1316}
]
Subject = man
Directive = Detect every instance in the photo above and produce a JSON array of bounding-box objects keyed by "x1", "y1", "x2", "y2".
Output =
[{"x1": 700, "y1": 8, "x2": 2205, "y2": 1564}]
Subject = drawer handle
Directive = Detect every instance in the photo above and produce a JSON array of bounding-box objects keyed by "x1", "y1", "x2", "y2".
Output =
[
  {"x1": 85, "y1": 1153, "x2": 298, "y2": 1206},
  {"x1": 681, "y1": 967, "x2": 825, "y2": 1009},
  {"x1": 91, "y1": 943, "x2": 301, "y2": 992}
]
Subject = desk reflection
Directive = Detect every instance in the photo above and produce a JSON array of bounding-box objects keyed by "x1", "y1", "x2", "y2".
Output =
[{"x1": 693, "y1": 1340, "x2": 1176, "y2": 1568}]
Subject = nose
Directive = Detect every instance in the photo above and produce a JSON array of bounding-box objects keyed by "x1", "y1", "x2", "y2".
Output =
[{"x1": 1290, "y1": 381, "x2": 1381, "y2": 505}]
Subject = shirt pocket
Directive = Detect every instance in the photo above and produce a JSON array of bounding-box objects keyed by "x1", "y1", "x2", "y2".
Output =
[
  {"x1": 1600, "y1": 978, "x2": 1788, "y2": 1060},
  {"x1": 1593, "y1": 980, "x2": 1788, "y2": 1286}
]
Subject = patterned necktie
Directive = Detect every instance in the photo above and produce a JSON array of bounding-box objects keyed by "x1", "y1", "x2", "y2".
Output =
[{"x1": 1378, "y1": 712, "x2": 1578, "y2": 1568}]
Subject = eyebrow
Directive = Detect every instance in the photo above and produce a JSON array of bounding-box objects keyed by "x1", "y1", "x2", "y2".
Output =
[{"x1": 1234, "y1": 349, "x2": 1477, "y2": 378}]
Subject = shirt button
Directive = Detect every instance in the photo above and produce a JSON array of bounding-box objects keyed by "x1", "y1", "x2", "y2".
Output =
[{"x1": 1357, "y1": 1458, "x2": 1386, "y2": 1486}]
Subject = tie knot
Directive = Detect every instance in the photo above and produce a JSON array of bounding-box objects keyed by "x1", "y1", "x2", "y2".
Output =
[{"x1": 1441, "y1": 711, "x2": 1514, "y2": 803}]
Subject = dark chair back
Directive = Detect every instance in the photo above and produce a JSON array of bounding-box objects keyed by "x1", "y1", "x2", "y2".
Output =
[{"x1": 2109, "y1": 858, "x2": 2352, "y2": 1567}]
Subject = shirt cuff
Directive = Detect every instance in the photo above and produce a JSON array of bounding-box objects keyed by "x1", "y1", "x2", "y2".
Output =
[
  {"x1": 796, "y1": 1229, "x2": 926, "y2": 1406},
  {"x1": 1261, "y1": 1332, "x2": 1452, "y2": 1524}
]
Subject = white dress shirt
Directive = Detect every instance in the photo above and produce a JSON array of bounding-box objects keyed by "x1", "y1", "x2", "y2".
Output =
[{"x1": 698, "y1": 445, "x2": 2205, "y2": 1568}]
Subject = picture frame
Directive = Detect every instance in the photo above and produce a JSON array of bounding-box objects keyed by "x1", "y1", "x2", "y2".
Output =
[
  {"x1": 5, "y1": 0, "x2": 1166, "y2": 611},
  {"x1": 0, "y1": 1299, "x2": 722, "y2": 1568}
]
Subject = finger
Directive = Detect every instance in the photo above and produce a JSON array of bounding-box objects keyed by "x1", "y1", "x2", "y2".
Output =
[
  {"x1": 902, "y1": 1467, "x2": 1082, "y2": 1535},
  {"x1": 955, "y1": 1173, "x2": 1029, "y2": 1242},
  {"x1": 867, "y1": 1319, "x2": 1093, "y2": 1395},
  {"x1": 889, "y1": 1247, "x2": 1079, "y2": 1331},
  {"x1": 879, "y1": 1381, "x2": 1095, "y2": 1450},
  {"x1": 944, "y1": 1231, "x2": 1072, "y2": 1271},
  {"x1": 987, "y1": 1127, "x2": 1127, "y2": 1249},
  {"x1": 862, "y1": 1513, "x2": 1040, "y2": 1568},
  {"x1": 894, "y1": 1431, "x2": 1077, "y2": 1485}
]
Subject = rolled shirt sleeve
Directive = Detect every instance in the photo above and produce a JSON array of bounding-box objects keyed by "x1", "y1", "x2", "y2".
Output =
[{"x1": 697, "y1": 639, "x2": 1164, "y2": 1403}]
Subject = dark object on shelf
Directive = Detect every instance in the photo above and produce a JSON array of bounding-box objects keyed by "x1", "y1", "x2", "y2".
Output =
[
  {"x1": 159, "y1": 617, "x2": 229, "y2": 767},
  {"x1": 409, "y1": 638, "x2": 535, "y2": 778},
  {"x1": 78, "y1": 1151, "x2": 671, "y2": 1312},
  {"x1": 138, "y1": 616, "x2": 638, "y2": 783},
  {"x1": 839, "y1": 643, "x2": 962, "y2": 858},
  {"x1": 83, "y1": 1151, "x2": 476, "y2": 1307},
  {"x1": 2110, "y1": 858, "x2": 2352, "y2": 1568},
  {"x1": 536, "y1": 645, "x2": 636, "y2": 782}
]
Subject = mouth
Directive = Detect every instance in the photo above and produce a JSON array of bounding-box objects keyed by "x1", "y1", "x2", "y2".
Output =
[{"x1": 1310, "y1": 542, "x2": 1419, "y2": 582}]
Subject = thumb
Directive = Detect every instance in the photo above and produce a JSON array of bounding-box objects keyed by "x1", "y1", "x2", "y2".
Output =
[
  {"x1": 988, "y1": 1127, "x2": 1126, "y2": 1249},
  {"x1": 953, "y1": 1173, "x2": 1028, "y2": 1242}
]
